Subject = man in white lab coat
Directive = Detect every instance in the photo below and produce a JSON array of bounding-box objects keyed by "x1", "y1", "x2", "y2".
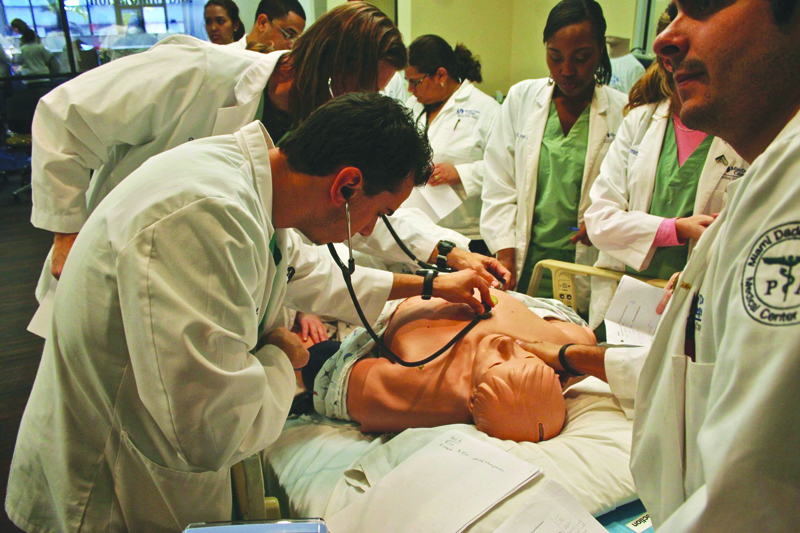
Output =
[
  {"x1": 229, "y1": 0, "x2": 306, "y2": 51},
  {"x1": 5, "y1": 94, "x2": 496, "y2": 532},
  {"x1": 517, "y1": 0, "x2": 800, "y2": 529},
  {"x1": 32, "y1": 10, "x2": 505, "y2": 315}
]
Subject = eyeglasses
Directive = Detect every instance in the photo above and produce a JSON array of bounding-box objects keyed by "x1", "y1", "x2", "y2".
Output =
[
  {"x1": 406, "y1": 74, "x2": 428, "y2": 88},
  {"x1": 273, "y1": 21, "x2": 297, "y2": 42}
]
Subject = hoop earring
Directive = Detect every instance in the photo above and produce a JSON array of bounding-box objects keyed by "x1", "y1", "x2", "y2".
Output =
[{"x1": 547, "y1": 76, "x2": 554, "y2": 86}]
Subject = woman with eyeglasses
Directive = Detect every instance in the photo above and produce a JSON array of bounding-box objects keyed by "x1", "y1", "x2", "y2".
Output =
[
  {"x1": 481, "y1": 0, "x2": 627, "y2": 310},
  {"x1": 204, "y1": 0, "x2": 244, "y2": 45},
  {"x1": 404, "y1": 35, "x2": 500, "y2": 252},
  {"x1": 583, "y1": 8, "x2": 747, "y2": 330}
]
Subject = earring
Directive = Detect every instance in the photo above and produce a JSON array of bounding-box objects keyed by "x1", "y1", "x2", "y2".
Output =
[
  {"x1": 547, "y1": 76, "x2": 554, "y2": 86},
  {"x1": 440, "y1": 82, "x2": 444, "y2": 87},
  {"x1": 595, "y1": 73, "x2": 602, "y2": 86}
]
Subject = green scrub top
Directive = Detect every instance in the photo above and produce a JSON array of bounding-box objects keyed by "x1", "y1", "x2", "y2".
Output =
[
  {"x1": 517, "y1": 99, "x2": 591, "y2": 296},
  {"x1": 627, "y1": 119, "x2": 714, "y2": 280}
]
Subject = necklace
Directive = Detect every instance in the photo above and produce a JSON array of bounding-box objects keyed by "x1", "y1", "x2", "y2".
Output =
[{"x1": 672, "y1": 114, "x2": 697, "y2": 133}]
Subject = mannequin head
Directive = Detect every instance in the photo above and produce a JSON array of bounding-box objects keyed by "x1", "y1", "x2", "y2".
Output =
[{"x1": 470, "y1": 335, "x2": 566, "y2": 442}]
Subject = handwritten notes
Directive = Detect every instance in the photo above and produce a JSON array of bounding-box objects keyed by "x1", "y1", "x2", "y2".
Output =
[
  {"x1": 604, "y1": 276, "x2": 665, "y2": 347},
  {"x1": 326, "y1": 430, "x2": 540, "y2": 533},
  {"x1": 495, "y1": 479, "x2": 606, "y2": 533}
]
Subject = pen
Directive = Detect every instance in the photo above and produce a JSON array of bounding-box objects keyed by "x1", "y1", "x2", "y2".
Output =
[
  {"x1": 569, "y1": 226, "x2": 580, "y2": 231},
  {"x1": 453, "y1": 119, "x2": 460, "y2": 131}
]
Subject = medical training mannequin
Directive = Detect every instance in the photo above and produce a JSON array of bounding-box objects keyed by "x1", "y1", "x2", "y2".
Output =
[
  {"x1": 404, "y1": 35, "x2": 500, "y2": 246},
  {"x1": 584, "y1": 9, "x2": 747, "y2": 329},
  {"x1": 481, "y1": 0, "x2": 627, "y2": 305},
  {"x1": 229, "y1": 0, "x2": 306, "y2": 52},
  {"x1": 518, "y1": 0, "x2": 800, "y2": 528},
  {"x1": 204, "y1": 0, "x2": 244, "y2": 45},
  {"x1": 342, "y1": 289, "x2": 596, "y2": 442}
]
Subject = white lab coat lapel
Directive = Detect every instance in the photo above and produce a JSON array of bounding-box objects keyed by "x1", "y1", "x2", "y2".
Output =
[
  {"x1": 233, "y1": 121, "x2": 287, "y2": 331},
  {"x1": 627, "y1": 101, "x2": 670, "y2": 214},
  {"x1": 579, "y1": 86, "x2": 611, "y2": 217},
  {"x1": 517, "y1": 83, "x2": 555, "y2": 274},
  {"x1": 630, "y1": 182, "x2": 735, "y2": 523},
  {"x1": 212, "y1": 51, "x2": 288, "y2": 136},
  {"x1": 426, "y1": 81, "x2": 473, "y2": 154}
]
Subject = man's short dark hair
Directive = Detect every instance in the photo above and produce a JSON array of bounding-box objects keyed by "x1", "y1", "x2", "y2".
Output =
[
  {"x1": 255, "y1": 0, "x2": 306, "y2": 22},
  {"x1": 280, "y1": 93, "x2": 433, "y2": 196},
  {"x1": 771, "y1": 0, "x2": 798, "y2": 23}
]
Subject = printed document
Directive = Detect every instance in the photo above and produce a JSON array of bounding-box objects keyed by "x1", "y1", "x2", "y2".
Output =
[
  {"x1": 604, "y1": 275, "x2": 665, "y2": 347},
  {"x1": 495, "y1": 478, "x2": 606, "y2": 533},
  {"x1": 326, "y1": 430, "x2": 540, "y2": 533}
]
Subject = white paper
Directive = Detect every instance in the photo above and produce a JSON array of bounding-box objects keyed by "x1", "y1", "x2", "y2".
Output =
[
  {"x1": 326, "y1": 430, "x2": 540, "y2": 533},
  {"x1": 495, "y1": 478, "x2": 606, "y2": 533},
  {"x1": 626, "y1": 512, "x2": 653, "y2": 532},
  {"x1": 604, "y1": 276, "x2": 665, "y2": 347},
  {"x1": 402, "y1": 185, "x2": 462, "y2": 222},
  {"x1": 27, "y1": 283, "x2": 56, "y2": 339}
]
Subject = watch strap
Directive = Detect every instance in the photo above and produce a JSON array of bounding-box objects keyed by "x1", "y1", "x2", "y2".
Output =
[{"x1": 558, "y1": 343, "x2": 584, "y2": 377}]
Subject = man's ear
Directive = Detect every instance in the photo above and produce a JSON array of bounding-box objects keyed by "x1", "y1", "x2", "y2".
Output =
[
  {"x1": 331, "y1": 167, "x2": 363, "y2": 206},
  {"x1": 256, "y1": 13, "x2": 270, "y2": 30}
]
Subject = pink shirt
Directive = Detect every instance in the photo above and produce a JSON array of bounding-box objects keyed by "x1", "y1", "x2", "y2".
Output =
[{"x1": 653, "y1": 115, "x2": 709, "y2": 247}]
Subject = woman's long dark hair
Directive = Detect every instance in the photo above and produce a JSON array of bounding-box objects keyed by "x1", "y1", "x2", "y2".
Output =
[
  {"x1": 284, "y1": 2, "x2": 406, "y2": 126},
  {"x1": 408, "y1": 35, "x2": 482, "y2": 84},
  {"x1": 543, "y1": 0, "x2": 611, "y2": 85}
]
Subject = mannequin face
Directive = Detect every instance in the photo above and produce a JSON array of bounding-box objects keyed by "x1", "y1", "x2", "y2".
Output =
[
  {"x1": 205, "y1": 5, "x2": 238, "y2": 44},
  {"x1": 545, "y1": 20, "x2": 601, "y2": 100}
]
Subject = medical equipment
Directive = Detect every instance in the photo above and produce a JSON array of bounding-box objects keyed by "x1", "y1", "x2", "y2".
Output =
[{"x1": 326, "y1": 201, "x2": 492, "y2": 368}]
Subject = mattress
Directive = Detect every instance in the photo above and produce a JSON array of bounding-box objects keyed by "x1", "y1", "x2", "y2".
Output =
[{"x1": 263, "y1": 377, "x2": 637, "y2": 531}]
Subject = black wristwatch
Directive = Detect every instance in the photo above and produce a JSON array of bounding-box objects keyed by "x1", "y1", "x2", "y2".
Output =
[
  {"x1": 436, "y1": 240, "x2": 456, "y2": 271},
  {"x1": 416, "y1": 269, "x2": 438, "y2": 300}
]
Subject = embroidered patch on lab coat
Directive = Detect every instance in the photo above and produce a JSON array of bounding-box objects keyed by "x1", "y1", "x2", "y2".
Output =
[
  {"x1": 741, "y1": 221, "x2": 800, "y2": 326},
  {"x1": 456, "y1": 108, "x2": 480, "y2": 119}
]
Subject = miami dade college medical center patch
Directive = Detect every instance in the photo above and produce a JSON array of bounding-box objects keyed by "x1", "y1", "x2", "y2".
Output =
[{"x1": 742, "y1": 221, "x2": 800, "y2": 326}]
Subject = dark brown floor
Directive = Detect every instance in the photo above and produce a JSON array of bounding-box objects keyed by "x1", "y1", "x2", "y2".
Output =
[{"x1": 0, "y1": 172, "x2": 50, "y2": 532}]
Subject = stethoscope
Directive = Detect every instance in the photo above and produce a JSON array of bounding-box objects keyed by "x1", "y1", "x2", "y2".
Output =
[{"x1": 326, "y1": 200, "x2": 493, "y2": 368}]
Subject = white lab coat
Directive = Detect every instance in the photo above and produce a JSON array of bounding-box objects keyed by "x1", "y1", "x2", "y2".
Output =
[
  {"x1": 606, "y1": 111, "x2": 800, "y2": 530},
  {"x1": 381, "y1": 71, "x2": 408, "y2": 104},
  {"x1": 609, "y1": 54, "x2": 645, "y2": 95},
  {"x1": 230, "y1": 35, "x2": 248, "y2": 49},
  {"x1": 407, "y1": 80, "x2": 500, "y2": 239},
  {"x1": 585, "y1": 101, "x2": 747, "y2": 329},
  {"x1": 5, "y1": 121, "x2": 394, "y2": 532},
  {"x1": 481, "y1": 78, "x2": 626, "y2": 304},
  {"x1": 28, "y1": 35, "x2": 447, "y2": 333}
]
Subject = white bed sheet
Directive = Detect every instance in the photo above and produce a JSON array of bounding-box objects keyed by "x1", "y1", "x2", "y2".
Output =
[{"x1": 263, "y1": 377, "x2": 637, "y2": 530}]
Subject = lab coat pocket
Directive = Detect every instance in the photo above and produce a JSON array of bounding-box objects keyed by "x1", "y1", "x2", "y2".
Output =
[
  {"x1": 113, "y1": 431, "x2": 232, "y2": 532},
  {"x1": 684, "y1": 360, "x2": 715, "y2": 497}
]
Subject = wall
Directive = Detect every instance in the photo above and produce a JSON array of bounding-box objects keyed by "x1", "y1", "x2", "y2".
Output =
[
  {"x1": 402, "y1": 0, "x2": 514, "y2": 97},
  {"x1": 237, "y1": 0, "x2": 638, "y2": 97}
]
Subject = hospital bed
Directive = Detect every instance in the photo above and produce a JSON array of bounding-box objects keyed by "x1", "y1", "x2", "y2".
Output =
[{"x1": 243, "y1": 261, "x2": 664, "y2": 531}]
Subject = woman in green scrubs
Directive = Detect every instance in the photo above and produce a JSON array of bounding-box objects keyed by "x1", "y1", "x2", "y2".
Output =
[
  {"x1": 481, "y1": 0, "x2": 627, "y2": 309},
  {"x1": 584, "y1": 7, "x2": 748, "y2": 330}
]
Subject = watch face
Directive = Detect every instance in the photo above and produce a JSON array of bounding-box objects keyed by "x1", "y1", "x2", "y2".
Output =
[{"x1": 439, "y1": 240, "x2": 456, "y2": 254}]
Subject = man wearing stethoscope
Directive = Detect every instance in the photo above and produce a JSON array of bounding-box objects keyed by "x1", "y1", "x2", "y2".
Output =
[{"x1": 515, "y1": 0, "x2": 800, "y2": 529}]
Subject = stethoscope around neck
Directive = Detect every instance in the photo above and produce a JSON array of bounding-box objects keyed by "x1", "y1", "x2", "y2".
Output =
[{"x1": 326, "y1": 200, "x2": 492, "y2": 368}]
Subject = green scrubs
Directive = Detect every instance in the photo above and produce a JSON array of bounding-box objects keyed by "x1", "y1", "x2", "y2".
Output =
[
  {"x1": 627, "y1": 120, "x2": 714, "y2": 280},
  {"x1": 517, "y1": 99, "x2": 591, "y2": 296}
]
